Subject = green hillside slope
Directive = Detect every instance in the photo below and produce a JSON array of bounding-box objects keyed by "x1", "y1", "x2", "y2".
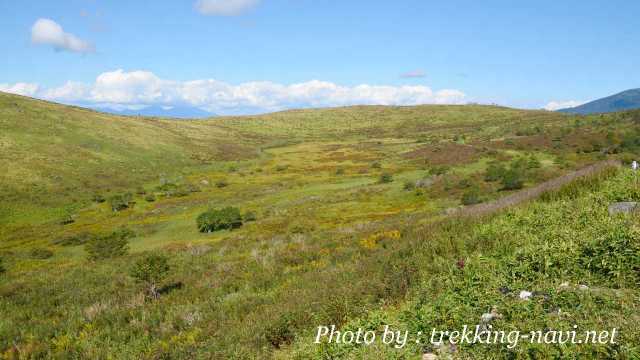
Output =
[{"x1": 280, "y1": 167, "x2": 640, "y2": 359}]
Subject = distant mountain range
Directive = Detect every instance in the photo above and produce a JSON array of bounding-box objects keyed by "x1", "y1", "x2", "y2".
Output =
[
  {"x1": 90, "y1": 105, "x2": 214, "y2": 119},
  {"x1": 559, "y1": 88, "x2": 640, "y2": 114}
]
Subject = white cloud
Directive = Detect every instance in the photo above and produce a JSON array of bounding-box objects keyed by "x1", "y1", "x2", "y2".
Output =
[
  {"x1": 195, "y1": 0, "x2": 259, "y2": 16},
  {"x1": 31, "y1": 18, "x2": 94, "y2": 53},
  {"x1": 0, "y1": 82, "x2": 40, "y2": 97},
  {"x1": 544, "y1": 100, "x2": 585, "y2": 111},
  {"x1": 400, "y1": 70, "x2": 427, "y2": 78},
  {"x1": 1, "y1": 69, "x2": 467, "y2": 115}
]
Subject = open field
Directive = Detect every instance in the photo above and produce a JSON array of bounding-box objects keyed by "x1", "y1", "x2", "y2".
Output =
[{"x1": 1, "y1": 92, "x2": 640, "y2": 358}]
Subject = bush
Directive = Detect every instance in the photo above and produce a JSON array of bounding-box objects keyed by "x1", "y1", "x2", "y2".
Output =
[
  {"x1": 0, "y1": 258, "x2": 5, "y2": 274},
  {"x1": 85, "y1": 229, "x2": 134, "y2": 261},
  {"x1": 109, "y1": 193, "x2": 133, "y2": 212},
  {"x1": 429, "y1": 165, "x2": 450, "y2": 176},
  {"x1": 29, "y1": 248, "x2": 54, "y2": 259},
  {"x1": 527, "y1": 156, "x2": 541, "y2": 169},
  {"x1": 197, "y1": 207, "x2": 243, "y2": 233},
  {"x1": 403, "y1": 180, "x2": 415, "y2": 191},
  {"x1": 215, "y1": 180, "x2": 229, "y2": 188},
  {"x1": 457, "y1": 178, "x2": 472, "y2": 189},
  {"x1": 92, "y1": 194, "x2": 106, "y2": 203},
  {"x1": 59, "y1": 214, "x2": 75, "y2": 225},
  {"x1": 130, "y1": 253, "x2": 170, "y2": 298},
  {"x1": 484, "y1": 163, "x2": 506, "y2": 182},
  {"x1": 379, "y1": 173, "x2": 393, "y2": 184},
  {"x1": 264, "y1": 314, "x2": 296, "y2": 349},
  {"x1": 135, "y1": 187, "x2": 147, "y2": 195},
  {"x1": 52, "y1": 232, "x2": 94, "y2": 246},
  {"x1": 243, "y1": 211, "x2": 257, "y2": 222},
  {"x1": 371, "y1": 161, "x2": 382, "y2": 169},
  {"x1": 156, "y1": 181, "x2": 198, "y2": 198},
  {"x1": 500, "y1": 168, "x2": 524, "y2": 190},
  {"x1": 335, "y1": 168, "x2": 345, "y2": 175},
  {"x1": 145, "y1": 194, "x2": 156, "y2": 202},
  {"x1": 461, "y1": 188, "x2": 482, "y2": 205}
]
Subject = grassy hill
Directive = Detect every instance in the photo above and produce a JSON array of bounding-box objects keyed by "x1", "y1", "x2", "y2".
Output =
[{"x1": 1, "y1": 91, "x2": 639, "y2": 358}]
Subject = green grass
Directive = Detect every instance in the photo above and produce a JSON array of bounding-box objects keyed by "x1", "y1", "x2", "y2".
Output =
[{"x1": 280, "y1": 168, "x2": 640, "y2": 359}]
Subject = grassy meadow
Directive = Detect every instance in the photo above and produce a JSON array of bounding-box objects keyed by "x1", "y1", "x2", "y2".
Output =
[{"x1": 1, "y1": 91, "x2": 640, "y2": 358}]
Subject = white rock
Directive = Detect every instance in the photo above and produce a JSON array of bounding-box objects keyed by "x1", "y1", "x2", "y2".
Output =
[
  {"x1": 559, "y1": 282, "x2": 569, "y2": 288},
  {"x1": 422, "y1": 354, "x2": 438, "y2": 360},
  {"x1": 481, "y1": 306, "x2": 502, "y2": 323},
  {"x1": 519, "y1": 290, "x2": 533, "y2": 300},
  {"x1": 578, "y1": 284, "x2": 589, "y2": 291}
]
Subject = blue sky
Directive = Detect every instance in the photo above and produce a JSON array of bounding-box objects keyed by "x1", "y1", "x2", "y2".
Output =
[{"x1": 1, "y1": 0, "x2": 639, "y2": 115}]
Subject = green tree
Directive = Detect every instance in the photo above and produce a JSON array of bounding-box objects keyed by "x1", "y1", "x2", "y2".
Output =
[
  {"x1": 197, "y1": 207, "x2": 243, "y2": 233},
  {"x1": 130, "y1": 253, "x2": 170, "y2": 299}
]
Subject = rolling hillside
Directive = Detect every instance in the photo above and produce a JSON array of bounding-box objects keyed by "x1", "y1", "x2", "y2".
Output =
[
  {"x1": 559, "y1": 88, "x2": 640, "y2": 114},
  {"x1": 1, "y1": 92, "x2": 640, "y2": 358}
]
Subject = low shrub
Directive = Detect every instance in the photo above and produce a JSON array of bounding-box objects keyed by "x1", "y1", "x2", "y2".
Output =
[
  {"x1": 243, "y1": 211, "x2": 257, "y2": 222},
  {"x1": 145, "y1": 194, "x2": 156, "y2": 202},
  {"x1": 59, "y1": 215, "x2": 75, "y2": 225},
  {"x1": 92, "y1": 194, "x2": 106, "y2": 203},
  {"x1": 500, "y1": 168, "x2": 524, "y2": 190},
  {"x1": 29, "y1": 248, "x2": 54, "y2": 259},
  {"x1": 527, "y1": 156, "x2": 541, "y2": 169},
  {"x1": 130, "y1": 253, "x2": 170, "y2": 299},
  {"x1": 264, "y1": 313, "x2": 296, "y2": 349},
  {"x1": 457, "y1": 178, "x2": 472, "y2": 189},
  {"x1": 484, "y1": 163, "x2": 506, "y2": 182},
  {"x1": 403, "y1": 180, "x2": 415, "y2": 191},
  {"x1": 53, "y1": 232, "x2": 94, "y2": 246},
  {"x1": 429, "y1": 165, "x2": 450, "y2": 176},
  {"x1": 197, "y1": 207, "x2": 243, "y2": 233},
  {"x1": 215, "y1": 180, "x2": 229, "y2": 188},
  {"x1": 461, "y1": 188, "x2": 482, "y2": 205},
  {"x1": 156, "y1": 182, "x2": 199, "y2": 198},
  {"x1": 85, "y1": 228, "x2": 134, "y2": 261},
  {"x1": 371, "y1": 161, "x2": 382, "y2": 169},
  {"x1": 109, "y1": 193, "x2": 133, "y2": 212},
  {"x1": 379, "y1": 173, "x2": 393, "y2": 184}
]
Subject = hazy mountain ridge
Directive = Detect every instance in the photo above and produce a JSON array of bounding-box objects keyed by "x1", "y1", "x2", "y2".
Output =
[{"x1": 559, "y1": 88, "x2": 640, "y2": 114}]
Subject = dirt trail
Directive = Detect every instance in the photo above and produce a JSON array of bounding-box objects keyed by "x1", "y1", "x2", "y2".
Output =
[{"x1": 450, "y1": 159, "x2": 622, "y2": 218}]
